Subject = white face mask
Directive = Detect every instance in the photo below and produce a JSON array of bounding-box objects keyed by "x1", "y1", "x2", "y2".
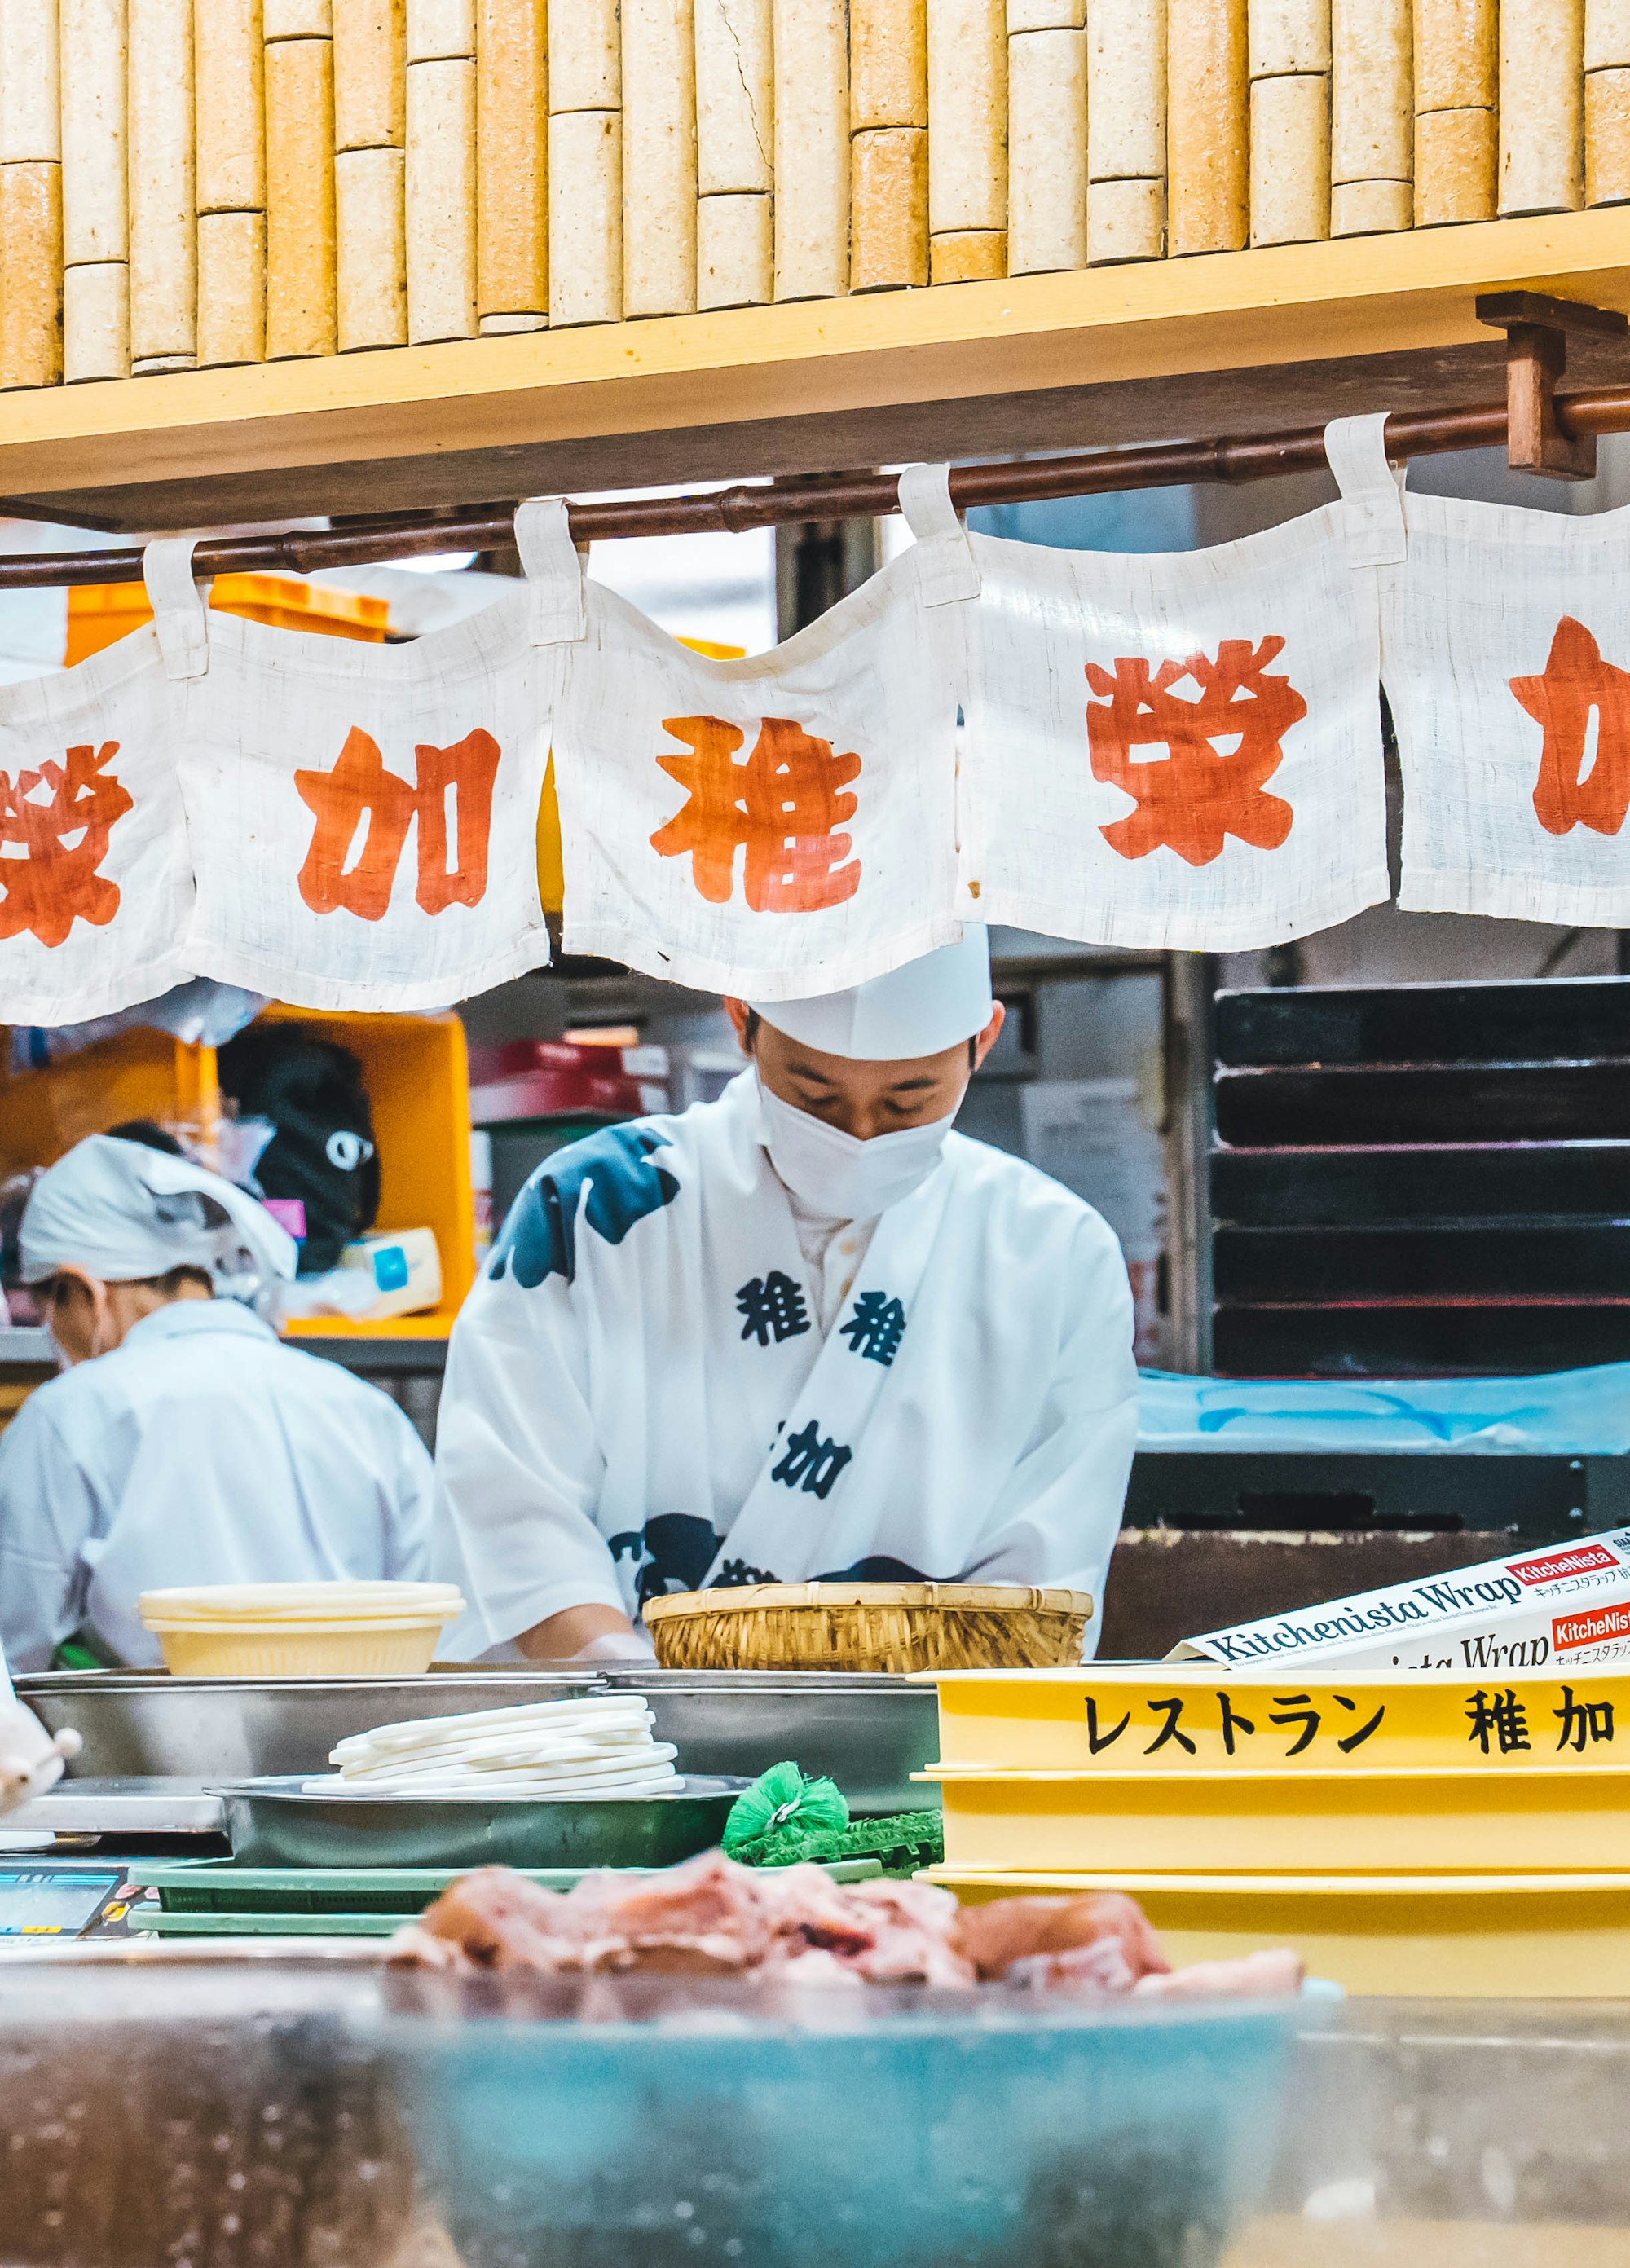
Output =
[{"x1": 757, "y1": 1075, "x2": 956, "y2": 1220}]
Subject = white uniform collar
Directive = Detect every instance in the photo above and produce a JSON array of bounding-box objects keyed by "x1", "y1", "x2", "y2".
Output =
[{"x1": 119, "y1": 1300, "x2": 280, "y2": 1351}]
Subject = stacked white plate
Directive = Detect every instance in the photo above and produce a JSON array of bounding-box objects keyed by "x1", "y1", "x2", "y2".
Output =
[{"x1": 303, "y1": 1694, "x2": 680, "y2": 1799}]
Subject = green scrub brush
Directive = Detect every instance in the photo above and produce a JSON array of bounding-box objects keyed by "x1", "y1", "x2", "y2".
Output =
[
  {"x1": 723, "y1": 1760, "x2": 849, "y2": 1856},
  {"x1": 725, "y1": 1763, "x2": 945, "y2": 1874}
]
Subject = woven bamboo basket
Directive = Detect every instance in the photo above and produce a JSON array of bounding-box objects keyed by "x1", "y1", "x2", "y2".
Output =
[{"x1": 642, "y1": 1583, "x2": 1095, "y2": 1674}]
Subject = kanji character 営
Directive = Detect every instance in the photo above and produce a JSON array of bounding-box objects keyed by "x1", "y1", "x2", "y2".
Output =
[
  {"x1": 295, "y1": 724, "x2": 501, "y2": 920},
  {"x1": 736, "y1": 1271, "x2": 812, "y2": 1346},
  {"x1": 1217, "y1": 1692, "x2": 1256, "y2": 1757},
  {"x1": 0, "y1": 741, "x2": 132, "y2": 949},
  {"x1": 1554, "y1": 1684, "x2": 1615, "y2": 1752},
  {"x1": 771, "y1": 1419, "x2": 852, "y2": 1500},
  {"x1": 1085, "y1": 636, "x2": 1306, "y2": 867},
  {"x1": 1086, "y1": 1698, "x2": 1130, "y2": 1754},
  {"x1": 1269, "y1": 1694, "x2": 1320, "y2": 1756},
  {"x1": 650, "y1": 713, "x2": 862, "y2": 912},
  {"x1": 1466, "y1": 1688, "x2": 1531, "y2": 1755},
  {"x1": 1144, "y1": 1697, "x2": 1196, "y2": 1756},
  {"x1": 1333, "y1": 1694, "x2": 1386, "y2": 1753},
  {"x1": 1510, "y1": 616, "x2": 1630, "y2": 839},
  {"x1": 839, "y1": 1291, "x2": 907, "y2": 1366}
]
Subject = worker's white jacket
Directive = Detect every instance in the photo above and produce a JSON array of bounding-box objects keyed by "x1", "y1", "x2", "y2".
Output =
[{"x1": 434, "y1": 1072, "x2": 1139, "y2": 1656}]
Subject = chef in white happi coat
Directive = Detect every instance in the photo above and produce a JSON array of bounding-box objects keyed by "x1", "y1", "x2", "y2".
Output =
[
  {"x1": 434, "y1": 929, "x2": 1139, "y2": 1663},
  {"x1": 0, "y1": 1134, "x2": 435, "y2": 1670}
]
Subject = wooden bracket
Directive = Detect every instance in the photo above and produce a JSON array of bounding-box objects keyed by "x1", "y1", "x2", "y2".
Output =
[{"x1": 1475, "y1": 290, "x2": 1629, "y2": 481}]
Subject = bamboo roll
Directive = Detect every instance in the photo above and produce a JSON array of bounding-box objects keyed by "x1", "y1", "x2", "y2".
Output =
[
  {"x1": 196, "y1": 205, "x2": 265, "y2": 361},
  {"x1": 62, "y1": 0, "x2": 126, "y2": 266},
  {"x1": 1249, "y1": 68, "x2": 1328, "y2": 241},
  {"x1": 548, "y1": 106, "x2": 620, "y2": 321},
  {"x1": 927, "y1": 0, "x2": 1006, "y2": 233},
  {"x1": 548, "y1": 0, "x2": 618, "y2": 108},
  {"x1": 334, "y1": 0, "x2": 405, "y2": 149},
  {"x1": 1500, "y1": 0, "x2": 1584, "y2": 215},
  {"x1": 928, "y1": 226, "x2": 1003, "y2": 280},
  {"x1": 1330, "y1": 176, "x2": 1411, "y2": 231},
  {"x1": 336, "y1": 141, "x2": 405, "y2": 339},
  {"x1": 1330, "y1": 0, "x2": 1411, "y2": 187},
  {"x1": 850, "y1": 122, "x2": 927, "y2": 284},
  {"x1": 0, "y1": 161, "x2": 60, "y2": 384},
  {"x1": 477, "y1": 0, "x2": 545, "y2": 327},
  {"x1": 405, "y1": 54, "x2": 476, "y2": 335},
  {"x1": 407, "y1": 0, "x2": 472, "y2": 58},
  {"x1": 621, "y1": 0, "x2": 695, "y2": 315},
  {"x1": 1586, "y1": 1, "x2": 1630, "y2": 72},
  {"x1": 265, "y1": 33, "x2": 337, "y2": 354},
  {"x1": 1413, "y1": 0, "x2": 1494, "y2": 109},
  {"x1": 852, "y1": 0, "x2": 927, "y2": 128},
  {"x1": 1414, "y1": 102, "x2": 1494, "y2": 220},
  {"x1": 0, "y1": 0, "x2": 60, "y2": 163},
  {"x1": 772, "y1": 0, "x2": 848, "y2": 298},
  {"x1": 1006, "y1": 27, "x2": 1086, "y2": 273},
  {"x1": 127, "y1": 0, "x2": 195, "y2": 368},
  {"x1": 63, "y1": 256, "x2": 128, "y2": 377},
  {"x1": 695, "y1": 0, "x2": 771, "y2": 194},
  {"x1": 264, "y1": 0, "x2": 329, "y2": 31},
  {"x1": 1007, "y1": 0, "x2": 1083, "y2": 25},
  {"x1": 1087, "y1": 170, "x2": 1163, "y2": 258},
  {"x1": 1088, "y1": 0, "x2": 1164, "y2": 182},
  {"x1": 1588, "y1": 67, "x2": 1630, "y2": 200},
  {"x1": 1248, "y1": 0, "x2": 1327, "y2": 78},
  {"x1": 696, "y1": 187, "x2": 771, "y2": 302},
  {"x1": 194, "y1": 0, "x2": 265, "y2": 213},
  {"x1": 1165, "y1": 0, "x2": 1247, "y2": 253}
]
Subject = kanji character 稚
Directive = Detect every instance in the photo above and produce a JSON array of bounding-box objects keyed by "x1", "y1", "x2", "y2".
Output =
[
  {"x1": 296, "y1": 724, "x2": 501, "y2": 920},
  {"x1": 771, "y1": 1418, "x2": 852, "y2": 1500},
  {"x1": 650, "y1": 713, "x2": 861, "y2": 912},
  {"x1": 1510, "y1": 616, "x2": 1630, "y2": 839},
  {"x1": 839, "y1": 1290, "x2": 907, "y2": 1366},
  {"x1": 1086, "y1": 636, "x2": 1306, "y2": 867},
  {"x1": 736, "y1": 1271, "x2": 812, "y2": 1346},
  {"x1": 1554, "y1": 1684, "x2": 1615, "y2": 1752},
  {"x1": 1466, "y1": 1688, "x2": 1531, "y2": 1755},
  {"x1": 0, "y1": 740, "x2": 131, "y2": 948}
]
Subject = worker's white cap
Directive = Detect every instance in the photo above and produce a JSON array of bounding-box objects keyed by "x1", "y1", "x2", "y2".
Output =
[
  {"x1": 747, "y1": 928, "x2": 993, "y2": 1062},
  {"x1": 20, "y1": 1134, "x2": 297, "y2": 1303}
]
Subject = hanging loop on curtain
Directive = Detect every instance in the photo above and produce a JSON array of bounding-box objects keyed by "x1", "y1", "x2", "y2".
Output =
[
  {"x1": 143, "y1": 538, "x2": 210, "y2": 680},
  {"x1": 896, "y1": 463, "x2": 981, "y2": 606},
  {"x1": 515, "y1": 496, "x2": 588, "y2": 645},
  {"x1": 1324, "y1": 414, "x2": 1408, "y2": 568}
]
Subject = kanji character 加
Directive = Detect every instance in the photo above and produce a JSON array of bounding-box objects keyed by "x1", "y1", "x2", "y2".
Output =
[
  {"x1": 1144, "y1": 1697, "x2": 1196, "y2": 1756},
  {"x1": 839, "y1": 1291, "x2": 907, "y2": 1366},
  {"x1": 1333, "y1": 1694, "x2": 1386, "y2": 1754},
  {"x1": 650, "y1": 713, "x2": 861, "y2": 912},
  {"x1": 1466, "y1": 1688, "x2": 1531, "y2": 1755},
  {"x1": 1269, "y1": 1694, "x2": 1320, "y2": 1756},
  {"x1": 1217, "y1": 1692, "x2": 1256, "y2": 1757},
  {"x1": 0, "y1": 741, "x2": 131, "y2": 948},
  {"x1": 771, "y1": 1418, "x2": 852, "y2": 1500},
  {"x1": 1553, "y1": 1684, "x2": 1615, "y2": 1752},
  {"x1": 295, "y1": 724, "x2": 501, "y2": 920},
  {"x1": 1510, "y1": 616, "x2": 1630, "y2": 839},
  {"x1": 736, "y1": 1271, "x2": 812, "y2": 1346},
  {"x1": 1086, "y1": 1698, "x2": 1129, "y2": 1754},
  {"x1": 1086, "y1": 636, "x2": 1306, "y2": 867}
]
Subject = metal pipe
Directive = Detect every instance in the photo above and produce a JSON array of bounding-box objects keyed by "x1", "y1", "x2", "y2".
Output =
[{"x1": 0, "y1": 381, "x2": 1608, "y2": 592}]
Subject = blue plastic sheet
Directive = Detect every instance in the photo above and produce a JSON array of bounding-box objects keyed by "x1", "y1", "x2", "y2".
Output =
[{"x1": 1137, "y1": 1365, "x2": 1630, "y2": 1456}]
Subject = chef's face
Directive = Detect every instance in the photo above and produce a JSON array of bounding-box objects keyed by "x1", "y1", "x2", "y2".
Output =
[{"x1": 724, "y1": 998, "x2": 1006, "y2": 1141}]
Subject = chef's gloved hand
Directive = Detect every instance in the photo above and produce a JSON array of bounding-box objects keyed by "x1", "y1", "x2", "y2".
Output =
[
  {"x1": 0, "y1": 1701, "x2": 82, "y2": 1815},
  {"x1": 571, "y1": 1628, "x2": 659, "y2": 1666}
]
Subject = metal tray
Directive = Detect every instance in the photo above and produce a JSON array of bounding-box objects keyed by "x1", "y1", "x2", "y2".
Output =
[{"x1": 212, "y1": 1774, "x2": 751, "y2": 1869}]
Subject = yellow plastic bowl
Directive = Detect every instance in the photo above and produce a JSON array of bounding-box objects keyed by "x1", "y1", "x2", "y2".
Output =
[{"x1": 143, "y1": 1616, "x2": 451, "y2": 1677}]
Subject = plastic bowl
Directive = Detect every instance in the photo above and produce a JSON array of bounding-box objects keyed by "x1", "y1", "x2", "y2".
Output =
[
  {"x1": 146, "y1": 1618, "x2": 449, "y2": 1678},
  {"x1": 385, "y1": 1971, "x2": 1296, "y2": 2268}
]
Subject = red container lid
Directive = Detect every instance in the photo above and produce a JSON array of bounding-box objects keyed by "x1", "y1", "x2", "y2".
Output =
[{"x1": 469, "y1": 1040, "x2": 667, "y2": 1126}]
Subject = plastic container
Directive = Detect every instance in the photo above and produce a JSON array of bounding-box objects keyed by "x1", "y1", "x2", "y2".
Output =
[
  {"x1": 64, "y1": 572, "x2": 390, "y2": 666},
  {"x1": 928, "y1": 1865, "x2": 1630, "y2": 1998},
  {"x1": 138, "y1": 1581, "x2": 464, "y2": 1677}
]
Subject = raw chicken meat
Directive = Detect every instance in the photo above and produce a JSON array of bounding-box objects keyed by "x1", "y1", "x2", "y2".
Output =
[{"x1": 956, "y1": 1891, "x2": 1170, "y2": 1984}]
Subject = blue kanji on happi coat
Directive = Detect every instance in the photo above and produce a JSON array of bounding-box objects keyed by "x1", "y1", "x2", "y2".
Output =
[
  {"x1": 839, "y1": 1290, "x2": 906, "y2": 1365},
  {"x1": 771, "y1": 1419, "x2": 852, "y2": 1499},
  {"x1": 488, "y1": 1123, "x2": 680, "y2": 1288},
  {"x1": 737, "y1": 1270, "x2": 812, "y2": 1345},
  {"x1": 609, "y1": 1513, "x2": 725, "y2": 1607}
]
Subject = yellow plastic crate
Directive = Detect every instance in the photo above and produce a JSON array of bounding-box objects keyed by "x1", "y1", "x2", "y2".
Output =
[
  {"x1": 64, "y1": 573, "x2": 390, "y2": 664},
  {"x1": 923, "y1": 1666, "x2": 1630, "y2": 1777},
  {"x1": 927, "y1": 1865, "x2": 1630, "y2": 1997},
  {"x1": 923, "y1": 1762, "x2": 1630, "y2": 1875}
]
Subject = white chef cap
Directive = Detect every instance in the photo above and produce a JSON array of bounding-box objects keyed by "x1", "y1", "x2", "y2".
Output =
[
  {"x1": 19, "y1": 1134, "x2": 297, "y2": 1308},
  {"x1": 747, "y1": 927, "x2": 994, "y2": 1062}
]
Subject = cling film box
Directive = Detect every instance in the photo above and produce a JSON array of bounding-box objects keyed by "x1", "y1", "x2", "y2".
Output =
[{"x1": 1170, "y1": 1531, "x2": 1630, "y2": 1679}]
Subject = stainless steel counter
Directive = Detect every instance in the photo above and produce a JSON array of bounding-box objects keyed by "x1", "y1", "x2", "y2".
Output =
[{"x1": 6, "y1": 1775, "x2": 226, "y2": 1836}]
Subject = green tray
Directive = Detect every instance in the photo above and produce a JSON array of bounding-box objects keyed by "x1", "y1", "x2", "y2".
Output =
[
  {"x1": 145, "y1": 1909, "x2": 408, "y2": 1937},
  {"x1": 128, "y1": 1856, "x2": 884, "y2": 1916}
]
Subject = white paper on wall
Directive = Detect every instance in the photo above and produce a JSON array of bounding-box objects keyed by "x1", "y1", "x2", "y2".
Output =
[
  {"x1": 0, "y1": 544, "x2": 195, "y2": 1024},
  {"x1": 171, "y1": 532, "x2": 553, "y2": 1012},
  {"x1": 548, "y1": 466, "x2": 971, "y2": 1001},
  {"x1": 956, "y1": 416, "x2": 1396, "y2": 950}
]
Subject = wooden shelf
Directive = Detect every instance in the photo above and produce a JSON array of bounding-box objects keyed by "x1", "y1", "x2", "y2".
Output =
[{"x1": 7, "y1": 209, "x2": 1630, "y2": 531}]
